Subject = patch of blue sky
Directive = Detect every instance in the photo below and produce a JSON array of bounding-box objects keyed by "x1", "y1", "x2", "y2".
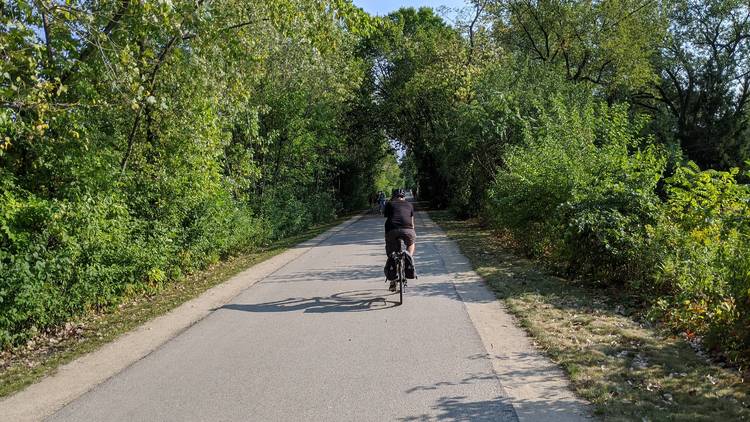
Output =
[{"x1": 352, "y1": 0, "x2": 469, "y2": 17}]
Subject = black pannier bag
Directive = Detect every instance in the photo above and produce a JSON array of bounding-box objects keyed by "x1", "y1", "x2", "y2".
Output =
[
  {"x1": 384, "y1": 255, "x2": 398, "y2": 280},
  {"x1": 383, "y1": 253, "x2": 418, "y2": 280},
  {"x1": 404, "y1": 252, "x2": 417, "y2": 279}
]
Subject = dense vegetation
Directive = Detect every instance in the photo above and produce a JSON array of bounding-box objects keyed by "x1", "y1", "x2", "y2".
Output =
[
  {"x1": 360, "y1": 2, "x2": 750, "y2": 363},
  {"x1": 0, "y1": 0, "x2": 396, "y2": 346},
  {"x1": 2, "y1": 0, "x2": 749, "y2": 367}
]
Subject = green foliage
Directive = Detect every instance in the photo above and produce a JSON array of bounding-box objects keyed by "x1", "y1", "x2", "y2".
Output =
[
  {"x1": 0, "y1": 0, "x2": 386, "y2": 346},
  {"x1": 0, "y1": 184, "x2": 276, "y2": 346},
  {"x1": 363, "y1": 7, "x2": 469, "y2": 208},
  {"x1": 484, "y1": 97, "x2": 750, "y2": 360},
  {"x1": 653, "y1": 0, "x2": 750, "y2": 169},
  {"x1": 486, "y1": 0, "x2": 666, "y2": 94},
  {"x1": 361, "y1": 2, "x2": 750, "y2": 362},
  {"x1": 649, "y1": 164, "x2": 750, "y2": 359},
  {"x1": 2, "y1": 0, "x2": 749, "y2": 365},
  {"x1": 487, "y1": 99, "x2": 666, "y2": 281},
  {"x1": 374, "y1": 152, "x2": 404, "y2": 195}
]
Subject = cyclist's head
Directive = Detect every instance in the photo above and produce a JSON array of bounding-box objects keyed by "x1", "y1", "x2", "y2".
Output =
[{"x1": 392, "y1": 188, "x2": 405, "y2": 199}]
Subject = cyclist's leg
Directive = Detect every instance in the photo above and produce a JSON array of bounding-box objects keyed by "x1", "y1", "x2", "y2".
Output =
[
  {"x1": 402, "y1": 229, "x2": 416, "y2": 255},
  {"x1": 385, "y1": 230, "x2": 399, "y2": 256}
]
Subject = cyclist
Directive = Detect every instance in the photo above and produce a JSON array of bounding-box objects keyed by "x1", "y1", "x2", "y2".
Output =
[
  {"x1": 377, "y1": 191, "x2": 386, "y2": 215},
  {"x1": 368, "y1": 192, "x2": 378, "y2": 213},
  {"x1": 383, "y1": 188, "x2": 416, "y2": 291}
]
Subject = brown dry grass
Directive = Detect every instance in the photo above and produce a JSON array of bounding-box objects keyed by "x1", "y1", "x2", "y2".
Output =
[{"x1": 430, "y1": 211, "x2": 750, "y2": 421}]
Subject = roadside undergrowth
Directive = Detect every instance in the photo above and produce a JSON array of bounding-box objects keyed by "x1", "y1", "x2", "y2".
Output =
[
  {"x1": 0, "y1": 216, "x2": 349, "y2": 398},
  {"x1": 430, "y1": 211, "x2": 750, "y2": 421}
]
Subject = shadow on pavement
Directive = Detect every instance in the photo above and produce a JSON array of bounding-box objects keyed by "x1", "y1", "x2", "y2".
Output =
[
  {"x1": 399, "y1": 370, "x2": 519, "y2": 421},
  {"x1": 222, "y1": 207, "x2": 503, "y2": 320},
  {"x1": 405, "y1": 373, "x2": 500, "y2": 394},
  {"x1": 262, "y1": 266, "x2": 384, "y2": 283},
  {"x1": 219, "y1": 289, "x2": 400, "y2": 313},
  {"x1": 255, "y1": 213, "x2": 501, "y2": 306},
  {"x1": 321, "y1": 215, "x2": 385, "y2": 247},
  {"x1": 399, "y1": 395, "x2": 518, "y2": 421},
  {"x1": 399, "y1": 365, "x2": 586, "y2": 421}
]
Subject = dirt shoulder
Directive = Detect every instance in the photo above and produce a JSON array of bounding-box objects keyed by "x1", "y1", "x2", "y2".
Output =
[
  {"x1": 430, "y1": 211, "x2": 749, "y2": 421},
  {"x1": 418, "y1": 211, "x2": 590, "y2": 422}
]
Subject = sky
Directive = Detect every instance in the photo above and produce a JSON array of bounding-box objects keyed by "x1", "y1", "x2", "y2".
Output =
[{"x1": 352, "y1": 0, "x2": 469, "y2": 17}]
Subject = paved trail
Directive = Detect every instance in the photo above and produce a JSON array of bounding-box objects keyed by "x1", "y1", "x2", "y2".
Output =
[{"x1": 45, "y1": 212, "x2": 587, "y2": 422}]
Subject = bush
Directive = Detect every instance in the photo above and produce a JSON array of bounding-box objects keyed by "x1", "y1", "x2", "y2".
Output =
[
  {"x1": 0, "y1": 185, "x2": 281, "y2": 347},
  {"x1": 0, "y1": 190, "x2": 138, "y2": 345},
  {"x1": 485, "y1": 96, "x2": 750, "y2": 360},
  {"x1": 485, "y1": 99, "x2": 666, "y2": 282},
  {"x1": 649, "y1": 163, "x2": 750, "y2": 360}
]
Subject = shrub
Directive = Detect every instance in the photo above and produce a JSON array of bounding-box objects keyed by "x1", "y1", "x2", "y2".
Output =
[
  {"x1": 0, "y1": 186, "x2": 279, "y2": 347},
  {"x1": 649, "y1": 163, "x2": 750, "y2": 360},
  {"x1": 485, "y1": 99, "x2": 666, "y2": 282},
  {"x1": 0, "y1": 190, "x2": 138, "y2": 345}
]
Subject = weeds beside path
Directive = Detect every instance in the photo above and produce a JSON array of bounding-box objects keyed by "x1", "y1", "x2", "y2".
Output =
[
  {"x1": 430, "y1": 211, "x2": 750, "y2": 421},
  {"x1": 0, "y1": 216, "x2": 351, "y2": 399}
]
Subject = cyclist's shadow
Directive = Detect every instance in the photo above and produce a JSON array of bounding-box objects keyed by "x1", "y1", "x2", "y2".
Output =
[{"x1": 220, "y1": 289, "x2": 400, "y2": 314}]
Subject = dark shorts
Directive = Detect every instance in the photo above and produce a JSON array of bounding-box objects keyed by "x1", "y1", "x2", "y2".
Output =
[{"x1": 385, "y1": 228, "x2": 416, "y2": 256}]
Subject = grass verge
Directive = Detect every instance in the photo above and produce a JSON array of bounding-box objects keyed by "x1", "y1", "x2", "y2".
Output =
[
  {"x1": 430, "y1": 211, "x2": 749, "y2": 421},
  {"x1": 0, "y1": 215, "x2": 352, "y2": 398}
]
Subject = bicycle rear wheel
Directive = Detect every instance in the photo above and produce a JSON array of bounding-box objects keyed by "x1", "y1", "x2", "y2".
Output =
[
  {"x1": 398, "y1": 251, "x2": 406, "y2": 305},
  {"x1": 398, "y1": 277, "x2": 403, "y2": 304}
]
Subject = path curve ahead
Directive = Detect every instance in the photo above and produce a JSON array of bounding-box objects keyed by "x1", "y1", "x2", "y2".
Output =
[{"x1": 46, "y1": 212, "x2": 588, "y2": 422}]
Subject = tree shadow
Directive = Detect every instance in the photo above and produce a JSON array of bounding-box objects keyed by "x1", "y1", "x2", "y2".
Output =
[
  {"x1": 399, "y1": 367, "x2": 595, "y2": 421},
  {"x1": 405, "y1": 373, "x2": 500, "y2": 394},
  {"x1": 399, "y1": 395, "x2": 518, "y2": 421},
  {"x1": 321, "y1": 214, "x2": 387, "y2": 247},
  {"x1": 429, "y1": 212, "x2": 750, "y2": 420},
  {"x1": 262, "y1": 266, "x2": 385, "y2": 283},
  {"x1": 259, "y1": 214, "x2": 505, "y2": 308}
]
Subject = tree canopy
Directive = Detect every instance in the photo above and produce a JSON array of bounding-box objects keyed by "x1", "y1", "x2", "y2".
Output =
[
  {"x1": 1, "y1": 0, "x2": 749, "y2": 375},
  {"x1": 354, "y1": 2, "x2": 749, "y2": 366},
  {"x1": 0, "y1": 0, "x2": 390, "y2": 345}
]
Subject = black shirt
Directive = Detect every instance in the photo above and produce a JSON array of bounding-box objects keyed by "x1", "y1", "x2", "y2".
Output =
[{"x1": 384, "y1": 200, "x2": 414, "y2": 232}]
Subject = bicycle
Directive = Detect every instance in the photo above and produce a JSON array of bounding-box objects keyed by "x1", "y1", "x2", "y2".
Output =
[{"x1": 389, "y1": 239, "x2": 408, "y2": 305}]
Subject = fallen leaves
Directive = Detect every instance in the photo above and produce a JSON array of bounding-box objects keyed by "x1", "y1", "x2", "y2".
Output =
[{"x1": 430, "y1": 211, "x2": 750, "y2": 420}]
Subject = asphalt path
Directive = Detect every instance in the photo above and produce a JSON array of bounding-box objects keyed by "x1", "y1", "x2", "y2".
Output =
[{"x1": 48, "y1": 212, "x2": 529, "y2": 421}]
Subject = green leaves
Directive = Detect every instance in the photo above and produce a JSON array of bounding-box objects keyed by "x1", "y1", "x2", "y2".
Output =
[
  {"x1": 487, "y1": 98, "x2": 666, "y2": 272},
  {"x1": 0, "y1": 0, "x2": 381, "y2": 347},
  {"x1": 655, "y1": 0, "x2": 750, "y2": 169},
  {"x1": 489, "y1": 0, "x2": 666, "y2": 93}
]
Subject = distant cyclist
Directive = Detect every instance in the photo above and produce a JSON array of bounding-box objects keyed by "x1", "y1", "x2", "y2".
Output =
[
  {"x1": 368, "y1": 192, "x2": 378, "y2": 213},
  {"x1": 383, "y1": 189, "x2": 416, "y2": 291},
  {"x1": 377, "y1": 191, "x2": 386, "y2": 215}
]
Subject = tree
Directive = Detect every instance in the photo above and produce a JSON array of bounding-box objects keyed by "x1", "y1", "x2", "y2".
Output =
[
  {"x1": 486, "y1": 0, "x2": 666, "y2": 95},
  {"x1": 375, "y1": 151, "x2": 404, "y2": 194},
  {"x1": 650, "y1": 0, "x2": 750, "y2": 169},
  {"x1": 0, "y1": 0, "x2": 384, "y2": 345},
  {"x1": 363, "y1": 8, "x2": 468, "y2": 207}
]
